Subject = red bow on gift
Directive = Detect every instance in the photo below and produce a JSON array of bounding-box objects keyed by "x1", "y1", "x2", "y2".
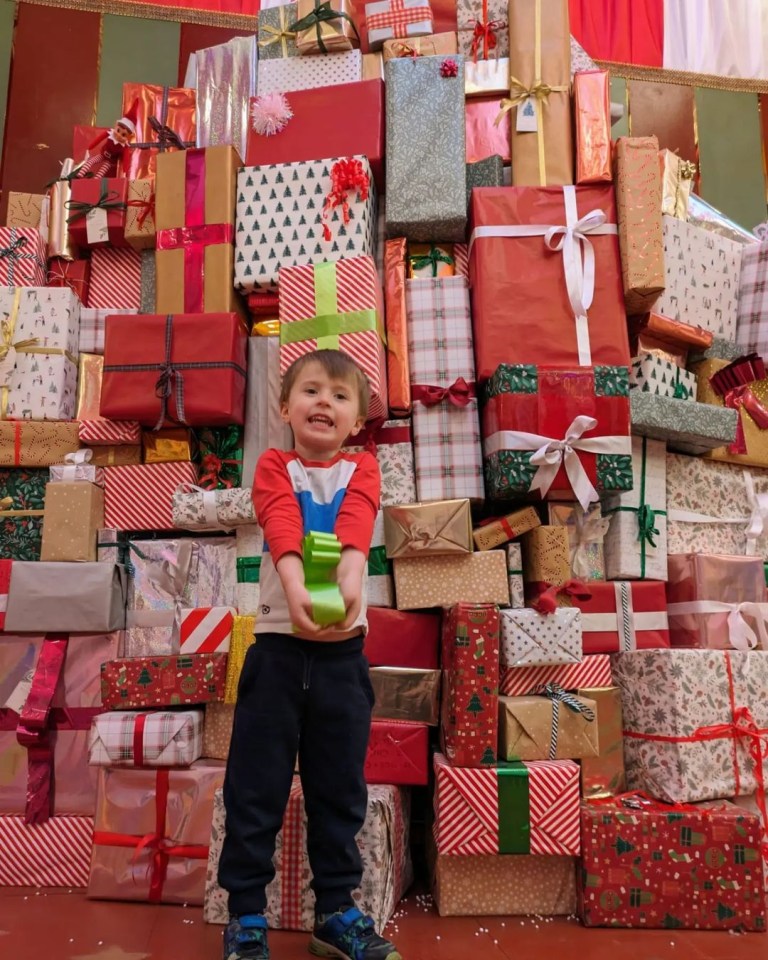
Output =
[
  {"x1": 322, "y1": 158, "x2": 370, "y2": 243},
  {"x1": 126, "y1": 190, "x2": 156, "y2": 229},
  {"x1": 533, "y1": 579, "x2": 592, "y2": 615},
  {"x1": 470, "y1": 19, "x2": 500, "y2": 61},
  {"x1": 709, "y1": 354, "x2": 768, "y2": 455},
  {"x1": 411, "y1": 377, "x2": 475, "y2": 408}
]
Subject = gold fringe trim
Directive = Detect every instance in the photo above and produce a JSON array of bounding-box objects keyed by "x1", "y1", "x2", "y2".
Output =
[
  {"x1": 17, "y1": 0, "x2": 258, "y2": 28},
  {"x1": 597, "y1": 58, "x2": 768, "y2": 95}
]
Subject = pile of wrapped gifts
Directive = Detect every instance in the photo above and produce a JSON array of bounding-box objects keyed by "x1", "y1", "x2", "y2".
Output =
[{"x1": 2, "y1": 0, "x2": 768, "y2": 936}]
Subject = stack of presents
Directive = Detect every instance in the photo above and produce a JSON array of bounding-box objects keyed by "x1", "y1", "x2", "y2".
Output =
[{"x1": 2, "y1": 0, "x2": 768, "y2": 935}]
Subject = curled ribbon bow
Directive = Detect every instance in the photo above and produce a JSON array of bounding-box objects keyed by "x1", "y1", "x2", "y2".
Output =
[
  {"x1": 411, "y1": 377, "x2": 475, "y2": 408},
  {"x1": 532, "y1": 682, "x2": 595, "y2": 759},
  {"x1": 533, "y1": 578, "x2": 592, "y2": 615},
  {"x1": 636, "y1": 504, "x2": 659, "y2": 548},
  {"x1": 470, "y1": 18, "x2": 500, "y2": 62},
  {"x1": 0, "y1": 234, "x2": 28, "y2": 260},
  {"x1": 322, "y1": 158, "x2": 370, "y2": 243}
]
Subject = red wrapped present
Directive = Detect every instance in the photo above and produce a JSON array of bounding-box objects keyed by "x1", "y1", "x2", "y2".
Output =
[
  {"x1": 440, "y1": 602, "x2": 500, "y2": 768},
  {"x1": 465, "y1": 96, "x2": 510, "y2": 164},
  {"x1": 0, "y1": 815, "x2": 93, "y2": 887},
  {"x1": 79, "y1": 419, "x2": 142, "y2": 446},
  {"x1": 117, "y1": 83, "x2": 196, "y2": 181},
  {"x1": 67, "y1": 178, "x2": 129, "y2": 249},
  {"x1": 468, "y1": 185, "x2": 631, "y2": 377},
  {"x1": 364, "y1": 607, "x2": 440, "y2": 668},
  {"x1": 246, "y1": 81, "x2": 385, "y2": 191},
  {"x1": 47, "y1": 257, "x2": 91, "y2": 304},
  {"x1": 247, "y1": 292, "x2": 279, "y2": 318},
  {"x1": 0, "y1": 227, "x2": 46, "y2": 286},
  {"x1": 103, "y1": 461, "x2": 198, "y2": 530},
  {"x1": 87, "y1": 247, "x2": 142, "y2": 309},
  {"x1": 500, "y1": 654, "x2": 612, "y2": 696},
  {"x1": 101, "y1": 313, "x2": 248, "y2": 427},
  {"x1": 364, "y1": 720, "x2": 428, "y2": 785},
  {"x1": 88, "y1": 762, "x2": 224, "y2": 903},
  {"x1": 561, "y1": 580, "x2": 670, "y2": 655},
  {"x1": 0, "y1": 558, "x2": 10, "y2": 629},
  {"x1": 279, "y1": 256, "x2": 387, "y2": 421},
  {"x1": 100, "y1": 654, "x2": 228, "y2": 710},
  {"x1": 0, "y1": 632, "x2": 120, "y2": 823},
  {"x1": 579, "y1": 795, "x2": 766, "y2": 930}
]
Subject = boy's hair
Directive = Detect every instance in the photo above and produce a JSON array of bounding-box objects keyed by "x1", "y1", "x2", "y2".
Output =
[{"x1": 280, "y1": 350, "x2": 370, "y2": 419}]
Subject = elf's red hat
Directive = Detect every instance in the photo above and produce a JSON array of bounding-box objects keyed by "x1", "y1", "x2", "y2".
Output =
[{"x1": 117, "y1": 98, "x2": 139, "y2": 135}]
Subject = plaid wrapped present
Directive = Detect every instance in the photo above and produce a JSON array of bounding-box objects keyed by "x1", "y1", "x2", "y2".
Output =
[
  {"x1": 78, "y1": 309, "x2": 138, "y2": 355},
  {"x1": 88, "y1": 710, "x2": 204, "y2": 767},
  {"x1": 736, "y1": 240, "x2": 768, "y2": 355},
  {"x1": 405, "y1": 276, "x2": 484, "y2": 502}
]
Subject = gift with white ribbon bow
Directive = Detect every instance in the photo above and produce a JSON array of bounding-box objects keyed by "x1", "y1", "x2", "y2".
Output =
[
  {"x1": 171, "y1": 483, "x2": 255, "y2": 532},
  {"x1": 49, "y1": 448, "x2": 105, "y2": 486}
]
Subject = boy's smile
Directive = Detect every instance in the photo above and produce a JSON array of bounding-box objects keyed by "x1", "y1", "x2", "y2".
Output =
[{"x1": 281, "y1": 360, "x2": 364, "y2": 460}]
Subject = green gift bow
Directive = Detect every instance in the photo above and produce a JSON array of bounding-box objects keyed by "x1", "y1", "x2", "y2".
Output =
[
  {"x1": 195, "y1": 425, "x2": 243, "y2": 490},
  {"x1": 65, "y1": 179, "x2": 126, "y2": 224},
  {"x1": 237, "y1": 556, "x2": 261, "y2": 584},
  {"x1": 368, "y1": 545, "x2": 390, "y2": 578},
  {"x1": 497, "y1": 762, "x2": 531, "y2": 854},
  {"x1": 672, "y1": 368, "x2": 692, "y2": 400},
  {"x1": 409, "y1": 245, "x2": 455, "y2": 277},
  {"x1": 302, "y1": 531, "x2": 346, "y2": 626},
  {"x1": 288, "y1": 0, "x2": 360, "y2": 54}
]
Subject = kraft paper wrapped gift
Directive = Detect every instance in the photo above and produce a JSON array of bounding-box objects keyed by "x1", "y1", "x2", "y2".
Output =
[
  {"x1": 660, "y1": 147, "x2": 696, "y2": 219},
  {"x1": 256, "y1": 49, "x2": 365, "y2": 96},
  {"x1": 506, "y1": 542, "x2": 524, "y2": 608},
  {"x1": 0, "y1": 631, "x2": 121, "y2": 820},
  {"x1": 505, "y1": 0, "x2": 572, "y2": 187},
  {"x1": 78, "y1": 308, "x2": 138, "y2": 355},
  {"x1": 565, "y1": 580, "x2": 670, "y2": 655},
  {"x1": 629, "y1": 353, "x2": 696, "y2": 400},
  {"x1": 100, "y1": 655, "x2": 228, "y2": 711},
  {"x1": 498, "y1": 692, "x2": 599, "y2": 762},
  {"x1": 522, "y1": 526, "x2": 571, "y2": 594},
  {"x1": 369, "y1": 666, "x2": 440, "y2": 725},
  {"x1": 500, "y1": 653, "x2": 612, "y2": 697},
  {"x1": 0, "y1": 227, "x2": 46, "y2": 287},
  {"x1": 465, "y1": 96, "x2": 511, "y2": 164},
  {"x1": 385, "y1": 55, "x2": 467, "y2": 241},
  {"x1": 155, "y1": 147, "x2": 243, "y2": 317},
  {"x1": 472, "y1": 506, "x2": 540, "y2": 551},
  {"x1": 654, "y1": 215, "x2": 744, "y2": 340},
  {"x1": 440, "y1": 602, "x2": 500, "y2": 768},
  {"x1": 6, "y1": 192, "x2": 46, "y2": 231},
  {"x1": 345, "y1": 419, "x2": 416, "y2": 507},
  {"x1": 612, "y1": 648, "x2": 768, "y2": 803},
  {"x1": 602, "y1": 437, "x2": 667, "y2": 581},
  {"x1": 394, "y1": 551, "x2": 509, "y2": 610},
  {"x1": 364, "y1": 720, "x2": 428, "y2": 785},
  {"x1": 383, "y1": 499, "x2": 471, "y2": 558},
  {"x1": 104, "y1": 462, "x2": 199, "y2": 531},
  {"x1": 431, "y1": 851, "x2": 577, "y2": 917},
  {"x1": 88, "y1": 710, "x2": 204, "y2": 767},
  {"x1": 172, "y1": 486, "x2": 255, "y2": 532},
  {"x1": 0, "y1": 815, "x2": 93, "y2": 888},
  {"x1": 364, "y1": 607, "x2": 440, "y2": 668},
  {"x1": 574, "y1": 71, "x2": 612, "y2": 185},
  {"x1": 629, "y1": 393, "x2": 738, "y2": 456},
  {"x1": 87, "y1": 247, "x2": 142, "y2": 310},
  {"x1": 202, "y1": 702, "x2": 233, "y2": 760},
  {"x1": 123, "y1": 179, "x2": 156, "y2": 251},
  {"x1": 235, "y1": 526, "x2": 263, "y2": 617},
  {"x1": 0, "y1": 467, "x2": 47, "y2": 560},
  {"x1": 547, "y1": 502, "x2": 609, "y2": 581},
  {"x1": 577, "y1": 686, "x2": 626, "y2": 798},
  {"x1": 88, "y1": 761, "x2": 224, "y2": 904},
  {"x1": 257, "y1": 3, "x2": 298, "y2": 59},
  {"x1": 457, "y1": 0, "x2": 508, "y2": 58},
  {"x1": 382, "y1": 30, "x2": 457, "y2": 60},
  {"x1": 406, "y1": 277, "x2": 484, "y2": 502},
  {"x1": 365, "y1": 0, "x2": 433, "y2": 49},
  {"x1": 204, "y1": 781, "x2": 412, "y2": 931},
  {"x1": 0, "y1": 421, "x2": 80, "y2": 467},
  {"x1": 0, "y1": 286, "x2": 80, "y2": 420},
  {"x1": 236, "y1": 158, "x2": 377, "y2": 295},
  {"x1": 39, "y1": 481, "x2": 103, "y2": 562},
  {"x1": 666, "y1": 552, "x2": 768, "y2": 650},
  {"x1": 433, "y1": 752, "x2": 581, "y2": 855},
  {"x1": 117, "y1": 83, "x2": 196, "y2": 182},
  {"x1": 292, "y1": 0, "x2": 360, "y2": 54},
  {"x1": 578, "y1": 797, "x2": 766, "y2": 931},
  {"x1": 500, "y1": 607, "x2": 582, "y2": 669}
]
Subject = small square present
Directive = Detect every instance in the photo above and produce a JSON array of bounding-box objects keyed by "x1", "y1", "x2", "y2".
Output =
[
  {"x1": 179, "y1": 607, "x2": 236, "y2": 655},
  {"x1": 88, "y1": 710, "x2": 204, "y2": 767},
  {"x1": 100, "y1": 654, "x2": 228, "y2": 710},
  {"x1": 630, "y1": 353, "x2": 696, "y2": 400},
  {"x1": 500, "y1": 607, "x2": 582, "y2": 669},
  {"x1": 6, "y1": 192, "x2": 47, "y2": 231},
  {"x1": 383, "y1": 499, "x2": 471, "y2": 558},
  {"x1": 394, "y1": 552, "x2": 509, "y2": 610},
  {"x1": 406, "y1": 242, "x2": 456, "y2": 279},
  {"x1": 472, "y1": 506, "x2": 540, "y2": 551},
  {"x1": 365, "y1": 720, "x2": 428, "y2": 785},
  {"x1": 87, "y1": 247, "x2": 142, "y2": 309},
  {"x1": 500, "y1": 655, "x2": 612, "y2": 697},
  {"x1": 505, "y1": 543, "x2": 524, "y2": 608},
  {"x1": 67, "y1": 178, "x2": 129, "y2": 249},
  {"x1": 498, "y1": 692, "x2": 599, "y2": 762},
  {"x1": 344, "y1": 419, "x2": 416, "y2": 507},
  {"x1": 457, "y1": 0, "x2": 508, "y2": 58},
  {"x1": 292, "y1": 0, "x2": 360, "y2": 54},
  {"x1": 257, "y1": 3, "x2": 299, "y2": 59},
  {"x1": 0, "y1": 227, "x2": 47, "y2": 286},
  {"x1": 104, "y1": 462, "x2": 198, "y2": 530},
  {"x1": 47, "y1": 257, "x2": 91, "y2": 305},
  {"x1": 369, "y1": 666, "x2": 441, "y2": 725},
  {"x1": 365, "y1": 0, "x2": 433, "y2": 50},
  {"x1": 39, "y1": 481, "x2": 104, "y2": 562}
]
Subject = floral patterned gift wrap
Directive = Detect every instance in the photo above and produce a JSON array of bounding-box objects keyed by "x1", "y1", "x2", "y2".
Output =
[{"x1": 0, "y1": 468, "x2": 47, "y2": 560}]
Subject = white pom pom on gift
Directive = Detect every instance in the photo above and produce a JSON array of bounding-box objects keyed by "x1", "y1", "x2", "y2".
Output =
[{"x1": 250, "y1": 94, "x2": 293, "y2": 136}]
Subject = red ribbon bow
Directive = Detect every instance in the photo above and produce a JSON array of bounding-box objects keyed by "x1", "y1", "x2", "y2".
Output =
[
  {"x1": 470, "y1": 18, "x2": 499, "y2": 61},
  {"x1": 322, "y1": 158, "x2": 370, "y2": 243},
  {"x1": 126, "y1": 192, "x2": 156, "y2": 229},
  {"x1": 440, "y1": 58, "x2": 459, "y2": 78},
  {"x1": 411, "y1": 377, "x2": 475, "y2": 408},
  {"x1": 710, "y1": 354, "x2": 768, "y2": 455},
  {"x1": 533, "y1": 579, "x2": 592, "y2": 615}
]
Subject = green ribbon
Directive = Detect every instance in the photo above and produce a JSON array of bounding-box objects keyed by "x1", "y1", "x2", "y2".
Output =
[
  {"x1": 672, "y1": 369, "x2": 691, "y2": 400},
  {"x1": 409, "y1": 245, "x2": 455, "y2": 278},
  {"x1": 237, "y1": 556, "x2": 261, "y2": 584},
  {"x1": 302, "y1": 531, "x2": 346, "y2": 626},
  {"x1": 288, "y1": 0, "x2": 360, "y2": 54},
  {"x1": 497, "y1": 762, "x2": 530, "y2": 854},
  {"x1": 764, "y1": 562, "x2": 768, "y2": 588},
  {"x1": 194, "y1": 425, "x2": 244, "y2": 490},
  {"x1": 367, "y1": 545, "x2": 390, "y2": 578},
  {"x1": 65, "y1": 179, "x2": 126, "y2": 224}
]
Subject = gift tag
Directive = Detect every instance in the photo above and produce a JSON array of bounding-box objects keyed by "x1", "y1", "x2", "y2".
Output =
[
  {"x1": 86, "y1": 205, "x2": 109, "y2": 245},
  {"x1": 4, "y1": 669, "x2": 34, "y2": 714},
  {"x1": 516, "y1": 97, "x2": 538, "y2": 132}
]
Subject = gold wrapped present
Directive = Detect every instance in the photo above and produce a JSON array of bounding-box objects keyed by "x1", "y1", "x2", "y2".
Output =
[
  {"x1": 0, "y1": 421, "x2": 80, "y2": 468},
  {"x1": 498, "y1": 692, "x2": 599, "y2": 762},
  {"x1": 142, "y1": 428, "x2": 195, "y2": 463},
  {"x1": 89, "y1": 446, "x2": 142, "y2": 467},
  {"x1": 521, "y1": 526, "x2": 571, "y2": 588},
  {"x1": 39, "y1": 481, "x2": 104, "y2": 562},
  {"x1": 124, "y1": 179, "x2": 156, "y2": 251},
  {"x1": 393, "y1": 552, "x2": 509, "y2": 610},
  {"x1": 383, "y1": 499, "x2": 472, "y2": 559},
  {"x1": 369, "y1": 667, "x2": 441, "y2": 725},
  {"x1": 577, "y1": 686, "x2": 627, "y2": 798},
  {"x1": 659, "y1": 148, "x2": 696, "y2": 220},
  {"x1": 225, "y1": 615, "x2": 255, "y2": 704},
  {"x1": 290, "y1": 0, "x2": 360, "y2": 55},
  {"x1": 472, "y1": 506, "x2": 540, "y2": 551}
]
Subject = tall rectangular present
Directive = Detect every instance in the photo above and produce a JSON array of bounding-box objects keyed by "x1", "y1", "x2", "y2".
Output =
[
  {"x1": 204, "y1": 781, "x2": 412, "y2": 931},
  {"x1": 500, "y1": 607, "x2": 582, "y2": 668},
  {"x1": 385, "y1": 55, "x2": 466, "y2": 241},
  {"x1": 736, "y1": 240, "x2": 768, "y2": 355},
  {"x1": 406, "y1": 276, "x2": 484, "y2": 501},
  {"x1": 236, "y1": 525, "x2": 263, "y2": 617},
  {"x1": 0, "y1": 287, "x2": 80, "y2": 420},
  {"x1": 257, "y1": 3, "x2": 298, "y2": 59},
  {"x1": 0, "y1": 227, "x2": 46, "y2": 286},
  {"x1": 88, "y1": 710, "x2": 204, "y2": 767},
  {"x1": 500, "y1": 654, "x2": 612, "y2": 697},
  {"x1": 612, "y1": 648, "x2": 768, "y2": 803},
  {"x1": 365, "y1": 720, "x2": 428, "y2": 785},
  {"x1": 345, "y1": 419, "x2": 416, "y2": 506},
  {"x1": 364, "y1": 607, "x2": 440, "y2": 668},
  {"x1": 66, "y1": 179, "x2": 129, "y2": 249},
  {"x1": 482, "y1": 364, "x2": 632, "y2": 504},
  {"x1": 578, "y1": 796, "x2": 766, "y2": 931},
  {"x1": 468, "y1": 186, "x2": 630, "y2": 376},
  {"x1": 236, "y1": 158, "x2": 377, "y2": 295},
  {"x1": 0, "y1": 467, "x2": 47, "y2": 560},
  {"x1": 576, "y1": 687, "x2": 626, "y2": 798},
  {"x1": 666, "y1": 553, "x2": 767, "y2": 649},
  {"x1": 100, "y1": 654, "x2": 228, "y2": 710},
  {"x1": 87, "y1": 247, "x2": 142, "y2": 310},
  {"x1": 88, "y1": 761, "x2": 224, "y2": 904},
  {"x1": 383, "y1": 238, "x2": 411, "y2": 417},
  {"x1": 574, "y1": 71, "x2": 612, "y2": 185},
  {"x1": 123, "y1": 179, "x2": 156, "y2": 251},
  {"x1": 0, "y1": 632, "x2": 121, "y2": 821},
  {"x1": 546, "y1": 502, "x2": 609, "y2": 581},
  {"x1": 506, "y1": 542, "x2": 524, "y2": 608},
  {"x1": 256, "y1": 49, "x2": 365, "y2": 96},
  {"x1": 654, "y1": 215, "x2": 743, "y2": 339},
  {"x1": 117, "y1": 83, "x2": 196, "y2": 181},
  {"x1": 498, "y1": 692, "x2": 599, "y2": 762},
  {"x1": 394, "y1": 551, "x2": 509, "y2": 610},
  {"x1": 0, "y1": 422, "x2": 80, "y2": 468},
  {"x1": 564, "y1": 580, "x2": 670, "y2": 655},
  {"x1": 101, "y1": 313, "x2": 247, "y2": 427},
  {"x1": 39, "y1": 481, "x2": 103, "y2": 562},
  {"x1": 440, "y1": 602, "x2": 500, "y2": 768},
  {"x1": 365, "y1": 0, "x2": 433, "y2": 49},
  {"x1": 505, "y1": 0, "x2": 572, "y2": 187},
  {"x1": 155, "y1": 146, "x2": 242, "y2": 316},
  {"x1": 279, "y1": 257, "x2": 387, "y2": 420},
  {"x1": 141, "y1": 249, "x2": 156, "y2": 312},
  {"x1": 104, "y1": 462, "x2": 198, "y2": 531},
  {"x1": 521, "y1": 526, "x2": 570, "y2": 596},
  {"x1": 0, "y1": 816, "x2": 94, "y2": 887},
  {"x1": 433, "y1": 752, "x2": 581, "y2": 855}
]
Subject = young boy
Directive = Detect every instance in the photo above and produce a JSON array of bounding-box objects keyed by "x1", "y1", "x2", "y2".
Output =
[{"x1": 219, "y1": 350, "x2": 401, "y2": 960}]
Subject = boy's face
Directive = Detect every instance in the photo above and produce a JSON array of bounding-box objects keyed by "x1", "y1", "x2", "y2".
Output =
[{"x1": 281, "y1": 361, "x2": 365, "y2": 459}]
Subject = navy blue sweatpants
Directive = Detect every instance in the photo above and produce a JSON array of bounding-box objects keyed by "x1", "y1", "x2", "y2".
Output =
[{"x1": 218, "y1": 632, "x2": 374, "y2": 917}]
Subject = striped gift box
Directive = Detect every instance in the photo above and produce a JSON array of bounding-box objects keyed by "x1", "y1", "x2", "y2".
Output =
[
  {"x1": 87, "y1": 247, "x2": 142, "y2": 309},
  {"x1": 433, "y1": 752, "x2": 581, "y2": 856},
  {"x1": 0, "y1": 558, "x2": 10, "y2": 629},
  {"x1": 79, "y1": 419, "x2": 142, "y2": 445},
  {"x1": 0, "y1": 815, "x2": 93, "y2": 886},
  {"x1": 104, "y1": 461, "x2": 198, "y2": 530},
  {"x1": 179, "y1": 607, "x2": 236, "y2": 654},
  {"x1": 500, "y1": 654, "x2": 612, "y2": 696}
]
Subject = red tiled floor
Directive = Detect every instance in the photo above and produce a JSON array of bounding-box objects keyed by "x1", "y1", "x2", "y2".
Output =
[{"x1": 0, "y1": 887, "x2": 764, "y2": 960}]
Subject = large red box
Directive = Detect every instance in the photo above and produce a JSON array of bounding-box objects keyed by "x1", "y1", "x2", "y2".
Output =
[
  {"x1": 364, "y1": 720, "x2": 428, "y2": 786},
  {"x1": 364, "y1": 607, "x2": 440, "y2": 668},
  {"x1": 246, "y1": 81, "x2": 385, "y2": 192},
  {"x1": 101, "y1": 313, "x2": 248, "y2": 427},
  {"x1": 67, "y1": 177, "x2": 129, "y2": 249},
  {"x1": 566, "y1": 580, "x2": 670, "y2": 655},
  {"x1": 468, "y1": 185, "x2": 630, "y2": 379}
]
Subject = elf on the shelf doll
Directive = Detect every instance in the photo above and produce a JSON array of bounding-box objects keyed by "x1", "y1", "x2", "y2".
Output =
[{"x1": 74, "y1": 99, "x2": 139, "y2": 178}]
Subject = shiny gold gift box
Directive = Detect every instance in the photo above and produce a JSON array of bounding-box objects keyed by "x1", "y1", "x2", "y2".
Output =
[{"x1": 383, "y1": 499, "x2": 472, "y2": 559}]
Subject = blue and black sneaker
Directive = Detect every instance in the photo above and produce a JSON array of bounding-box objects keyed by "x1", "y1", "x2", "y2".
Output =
[
  {"x1": 309, "y1": 907, "x2": 402, "y2": 960},
  {"x1": 223, "y1": 914, "x2": 270, "y2": 960}
]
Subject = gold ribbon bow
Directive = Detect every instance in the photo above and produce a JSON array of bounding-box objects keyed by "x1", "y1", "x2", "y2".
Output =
[{"x1": 259, "y1": 23, "x2": 297, "y2": 54}]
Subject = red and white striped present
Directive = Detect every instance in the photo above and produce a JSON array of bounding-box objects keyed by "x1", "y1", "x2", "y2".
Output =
[
  {"x1": 0, "y1": 227, "x2": 47, "y2": 286},
  {"x1": 0, "y1": 559, "x2": 10, "y2": 630},
  {"x1": 365, "y1": 0, "x2": 434, "y2": 49},
  {"x1": 87, "y1": 247, "x2": 142, "y2": 309},
  {"x1": 104, "y1": 461, "x2": 198, "y2": 530},
  {"x1": 500, "y1": 654, "x2": 612, "y2": 697},
  {"x1": 79, "y1": 418, "x2": 142, "y2": 446},
  {"x1": 179, "y1": 607, "x2": 236, "y2": 654},
  {"x1": 279, "y1": 256, "x2": 388, "y2": 421},
  {"x1": 0, "y1": 815, "x2": 93, "y2": 887},
  {"x1": 433, "y1": 752, "x2": 580, "y2": 856}
]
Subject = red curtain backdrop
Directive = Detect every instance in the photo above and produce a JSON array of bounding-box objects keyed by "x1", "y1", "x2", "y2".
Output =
[{"x1": 569, "y1": 0, "x2": 664, "y2": 67}]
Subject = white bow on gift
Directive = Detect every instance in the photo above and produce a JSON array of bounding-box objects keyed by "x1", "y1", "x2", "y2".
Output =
[
  {"x1": 57, "y1": 448, "x2": 94, "y2": 482},
  {"x1": 667, "y1": 599, "x2": 768, "y2": 651}
]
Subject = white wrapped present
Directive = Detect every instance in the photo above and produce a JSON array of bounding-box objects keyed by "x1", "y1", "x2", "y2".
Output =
[{"x1": 500, "y1": 608, "x2": 583, "y2": 669}]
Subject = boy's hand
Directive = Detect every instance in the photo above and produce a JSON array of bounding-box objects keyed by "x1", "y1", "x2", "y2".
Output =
[
  {"x1": 283, "y1": 580, "x2": 320, "y2": 635},
  {"x1": 334, "y1": 547, "x2": 366, "y2": 631}
]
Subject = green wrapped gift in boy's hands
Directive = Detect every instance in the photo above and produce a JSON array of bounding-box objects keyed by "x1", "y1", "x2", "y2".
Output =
[{"x1": 302, "y1": 531, "x2": 346, "y2": 626}]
